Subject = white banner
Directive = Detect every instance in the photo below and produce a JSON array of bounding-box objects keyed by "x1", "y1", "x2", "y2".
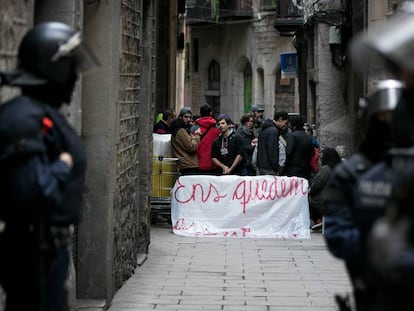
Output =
[{"x1": 171, "y1": 175, "x2": 310, "y2": 239}]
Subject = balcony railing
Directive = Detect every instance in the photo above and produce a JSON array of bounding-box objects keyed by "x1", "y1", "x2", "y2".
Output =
[
  {"x1": 274, "y1": 0, "x2": 304, "y2": 35},
  {"x1": 186, "y1": 0, "x2": 253, "y2": 24},
  {"x1": 277, "y1": 0, "x2": 303, "y2": 18}
]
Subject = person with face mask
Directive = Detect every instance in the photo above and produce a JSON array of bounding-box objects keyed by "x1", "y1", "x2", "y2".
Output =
[{"x1": 0, "y1": 22, "x2": 98, "y2": 311}]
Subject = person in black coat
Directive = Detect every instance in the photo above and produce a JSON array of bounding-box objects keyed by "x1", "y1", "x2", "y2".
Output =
[
  {"x1": 308, "y1": 148, "x2": 341, "y2": 228},
  {"x1": 256, "y1": 115, "x2": 280, "y2": 175},
  {"x1": 211, "y1": 114, "x2": 243, "y2": 175},
  {"x1": 153, "y1": 108, "x2": 176, "y2": 134},
  {"x1": 285, "y1": 115, "x2": 314, "y2": 181},
  {"x1": 236, "y1": 114, "x2": 257, "y2": 176}
]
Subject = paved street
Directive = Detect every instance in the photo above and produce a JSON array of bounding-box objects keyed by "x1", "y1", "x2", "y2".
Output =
[{"x1": 107, "y1": 224, "x2": 352, "y2": 311}]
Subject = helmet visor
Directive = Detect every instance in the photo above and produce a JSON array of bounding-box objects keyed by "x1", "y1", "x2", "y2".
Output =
[
  {"x1": 52, "y1": 32, "x2": 100, "y2": 74},
  {"x1": 2, "y1": 32, "x2": 99, "y2": 87}
]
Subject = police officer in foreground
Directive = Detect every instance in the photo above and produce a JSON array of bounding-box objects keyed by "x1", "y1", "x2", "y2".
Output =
[
  {"x1": 0, "y1": 22, "x2": 98, "y2": 311},
  {"x1": 349, "y1": 1, "x2": 414, "y2": 309},
  {"x1": 323, "y1": 79, "x2": 404, "y2": 311}
]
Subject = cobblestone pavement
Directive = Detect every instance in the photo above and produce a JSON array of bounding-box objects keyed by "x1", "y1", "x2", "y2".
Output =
[{"x1": 107, "y1": 224, "x2": 352, "y2": 311}]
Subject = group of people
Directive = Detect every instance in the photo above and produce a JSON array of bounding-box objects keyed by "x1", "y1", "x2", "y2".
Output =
[
  {"x1": 153, "y1": 103, "x2": 345, "y2": 232},
  {"x1": 152, "y1": 2, "x2": 414, "y2": 310},
  {"x1": 153, "y1": 104, "x2": 320, "y2": 180}
]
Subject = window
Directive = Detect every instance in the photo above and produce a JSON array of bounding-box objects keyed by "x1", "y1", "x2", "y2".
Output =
[
  {"x1": 261, "y1": 0, "x2": 277, "y2": 9},
  {"x1": 208, "y1": 60, "x2": 220, "y2": 90},
  {"x1": 243, "y1": 64, "x2": 252, "y2": 113},
  {"x1": 192, "y1": 38, "x2": 199, "y2": 72}
]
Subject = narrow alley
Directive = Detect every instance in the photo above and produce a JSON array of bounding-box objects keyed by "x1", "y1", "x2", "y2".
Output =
[{"x1": 106, "y1": 224, "x2": 352, "y2": 311}]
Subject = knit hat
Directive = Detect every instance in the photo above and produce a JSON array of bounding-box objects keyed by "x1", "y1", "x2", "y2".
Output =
[
  {"x1": 251, "y1": 104, "x2": 265, "y2": 112},
  {"x1": 179, "y1": 107, "x2": 192, "y2": 117},
  {"x1": 216, "y1": 113, "x2": 233, "y2": 125}
]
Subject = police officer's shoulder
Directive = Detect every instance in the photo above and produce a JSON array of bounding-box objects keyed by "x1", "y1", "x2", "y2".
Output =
[
  {"x1": 361, "y1": 161, "x2": 393, "y2": 180},
  {"x1": 333, "y1": 153, "x2": 371, "y2": 182},
  {"x1": 0, "y1": 95, "x2": 46, "y2": 138}
]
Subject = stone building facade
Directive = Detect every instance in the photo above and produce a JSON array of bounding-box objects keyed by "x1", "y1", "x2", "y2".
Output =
[
  {"x1": 185, "y1": 2, "x2": 299, "y2": 122},
  {"x1": 0, "y1": 0, "x2": 177, "y2": 308},
  {"x1": 298, "y1": 0, "x2": 354, "y2": 151},
  {"x1": 298, "y1": 0, "x2": 406, "y2": 153}
]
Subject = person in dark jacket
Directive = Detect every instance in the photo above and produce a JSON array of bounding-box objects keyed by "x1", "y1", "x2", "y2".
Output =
[
  {"x1": 153, "y1": 108, "x2": 176, "y2": 134},
  {"x1": 0, "y1": 22, "x2": 98, "y2": 311},
  {"x1": 285, "y1": 115, "x2": 314, "y2": 181},
  {"x1": 211, "y1": 114, "x2": 244, "y2": 175},
  {"x1": 308, "y1": 148, "x2": 341, "y2": 229},
  {"x1": 274, "y1": 111, "x2": 293, "y2": 175},
  {"x1": 256, "y1": 112, "x2": 281, "y2": 175},
  {"x1": 236, "y1": 114, "x2": 257, "y2": 176}
]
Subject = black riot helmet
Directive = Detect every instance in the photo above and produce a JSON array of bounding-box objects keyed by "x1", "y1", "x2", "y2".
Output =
[
  {"x1": 1, "y1": 22, "x2": 98, "y2": 103},
  {"x1": 358, "y1": 79, "x2": 405, "y2": 161},
  {"x1": 17, "y1": 22, "x2": 97, "y2": 86},
  {"x1": 359, "y1": 79, "x2": 405, "y2": 121}
]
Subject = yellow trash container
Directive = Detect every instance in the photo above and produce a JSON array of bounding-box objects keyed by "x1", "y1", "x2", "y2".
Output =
[{"x1": 151, "y1": 157, "x2": 179, "y2": 198}]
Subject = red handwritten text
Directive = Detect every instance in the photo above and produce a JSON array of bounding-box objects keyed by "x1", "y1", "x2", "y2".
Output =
[
  {"x1": 173, "y1": 179, "x2": 227, "y2": 204},
  {"x1": 173, "y1": 176, "x2": 308, "y2": 214},
  {"x1": 232, "y1": 176, "x2": 308, "y2": 213}
]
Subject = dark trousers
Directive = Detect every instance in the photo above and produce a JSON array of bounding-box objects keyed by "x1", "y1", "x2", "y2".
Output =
[
  {"x1": 0, "y1": 228, "x2": 70, "y2": 311},
  {"x1": 180, "y1": 167, "x2": 200, "y2": 176},
  {"x1": 257, "y1": 167, "x2": 277, "y2": 176},
  {"x1": 198, "y1": 168, "x2": 220, "y2": 176}
]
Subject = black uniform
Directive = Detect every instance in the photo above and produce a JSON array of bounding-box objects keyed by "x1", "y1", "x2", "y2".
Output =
[
  {"x1": 364, "y1": 90, "x2": 414, "y2": 310},
  {"x1": 366, "y1": 149, "x2": 414, "y2": 311},
  {"x1": 0, "y1": 95, "x2": 86, "y2": 311},
  {"x1": 324, "y1": 115, "x2": 398, "y2": 310},
  {"x1": 0, "y1": 21, "x2": 96, "y2": 311}
]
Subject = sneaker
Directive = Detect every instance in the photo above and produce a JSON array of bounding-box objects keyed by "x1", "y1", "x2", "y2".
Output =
[
  {"x1": 309, "y1": 219, "x2": 315, "y2": 229},
  {"x1": 311, "y1": 222, "x2": 323, "y2": 232}
]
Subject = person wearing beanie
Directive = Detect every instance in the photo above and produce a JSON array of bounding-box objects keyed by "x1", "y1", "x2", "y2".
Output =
[
  {"x1": 250, "y1": 104, "x2": 265, "y2": 138},
  {"x1": 171, "y1": 107, "x2": 201, "y2": 175},
  {"x1": 178, "y1": 107, "x2": 192, "y2": 117}
]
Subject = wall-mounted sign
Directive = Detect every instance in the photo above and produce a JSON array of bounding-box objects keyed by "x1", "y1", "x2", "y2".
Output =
[{"x1": 280, "y1": 52, "x2": 298, "y2": 79}]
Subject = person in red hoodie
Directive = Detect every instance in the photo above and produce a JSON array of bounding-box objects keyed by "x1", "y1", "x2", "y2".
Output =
[{"x1": 195, "y1": 104, "x2": 220, "y2": 175}]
